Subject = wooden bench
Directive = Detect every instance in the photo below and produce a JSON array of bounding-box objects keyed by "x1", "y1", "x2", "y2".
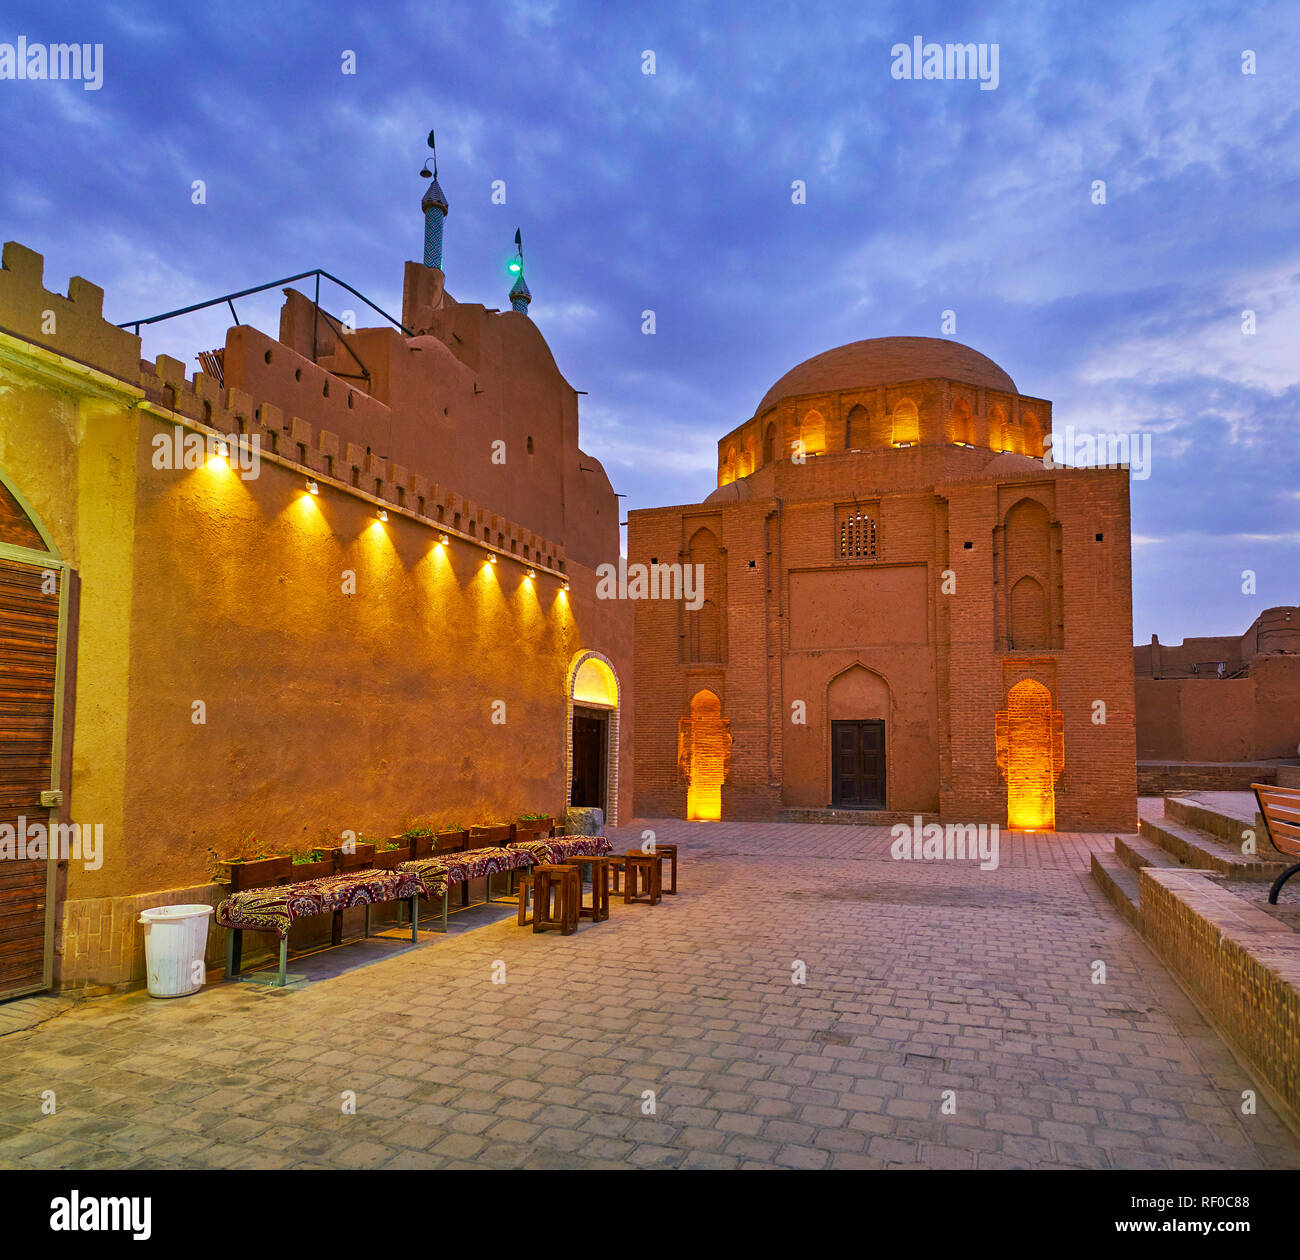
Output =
[
  {"x1": 1252, "y1": 782, "x2": 1300, "y2": 904},
  {"x1": 217, "y1": 866, "x2": 422, "y2": 987}
]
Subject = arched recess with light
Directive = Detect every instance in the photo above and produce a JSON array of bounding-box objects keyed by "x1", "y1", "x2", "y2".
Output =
[
  {"x1": 995, "y1": 678, "x2": 1064, "y2": 831},
  {"x1": 0, "y1": 464, "x2": 70, "y2": 998},
  {"x1": 678, "y1": 689, "x2": 731, "y2": 821},
  {"x1": 566, "y1": 650, "x2": 621, "y2": 826}
]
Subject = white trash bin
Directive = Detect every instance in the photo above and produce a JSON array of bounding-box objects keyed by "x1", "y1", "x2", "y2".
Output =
[{"x1": 138, "y1": 904, "x2": 214, "y2": 997}]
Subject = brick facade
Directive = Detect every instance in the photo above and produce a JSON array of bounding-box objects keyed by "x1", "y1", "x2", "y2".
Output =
[{"x1": 629, "y1": 338, "x2": 1136, "y2": 831}]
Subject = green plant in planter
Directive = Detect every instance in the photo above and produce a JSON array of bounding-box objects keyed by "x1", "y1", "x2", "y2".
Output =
[
  {"x1": 400, "y1": 825, "x2": 436, "y2": 840},
  {"x1": 381, "y1": 840, "x2": 405, "y2": 852},
  {"x1": 440, "y1": 821, "x2": 465, "y2": 833},
  {"x1": 292, "y1": 849, "x2": 326, "y2": 865},
  {"x1": 519, "y1": 812, "x2": 549, "y2": 821}
]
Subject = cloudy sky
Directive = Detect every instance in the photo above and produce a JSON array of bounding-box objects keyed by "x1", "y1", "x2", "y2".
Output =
[{"x1": 3, "y1": 0, "x2": 1297, "y2": 642}]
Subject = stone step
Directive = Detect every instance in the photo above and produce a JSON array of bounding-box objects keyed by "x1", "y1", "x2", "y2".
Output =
[
  {"x1": 1277, "y1": 766, "x2": 1300, "y2": 789},
  {"x1": 1166, "y1": 793, "x2": 1262, "y2": 847},
  {"x1": 1115, "y1": 833, "x2": 1179, "y2": 873},
  {"x1": 1090, "y1": 850, "x2": 1141, "y2": 926},
  {"x1": 776, "y1": 808, "x2": 939, "y2": 826},
  {"x1": 1139, "y1": 813, "x2": 1287, "y2": 881}
]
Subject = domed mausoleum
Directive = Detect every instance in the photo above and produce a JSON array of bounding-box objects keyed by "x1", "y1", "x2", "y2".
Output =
[{"x1": 628, "y1": 336, "x2": 1136, "y2": 831}]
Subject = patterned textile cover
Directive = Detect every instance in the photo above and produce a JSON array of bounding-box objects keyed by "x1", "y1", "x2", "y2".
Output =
[
  {"x1": 216, "y1": 867, "x2": 423, "y2": 939},
  {"x1": 509, "y1": 836, "x2": 614, "y2": 865},
  {"x1": 399, "y1": 846, "x2": 534, "y2": 898}
]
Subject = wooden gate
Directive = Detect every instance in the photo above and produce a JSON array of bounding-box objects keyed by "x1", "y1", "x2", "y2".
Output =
[{"x1": 0, "y1": 476, "x2": 66, "y2": 999}]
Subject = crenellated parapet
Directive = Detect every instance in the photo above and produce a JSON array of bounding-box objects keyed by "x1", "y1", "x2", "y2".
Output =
[{"x1": 0, "y1": 241, "x2": 568, "y2": 573}]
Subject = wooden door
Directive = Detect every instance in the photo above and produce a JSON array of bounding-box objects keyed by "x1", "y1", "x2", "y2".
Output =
[
  {"x1": 570, "y1": 709, "x2": 607, "y2": 811},
  {"x1": 831, "y1": 719, "x2": 886, "y2": 809},
  {"x1": 0, "y1": 556, "x2": 61, "y2": 997}
]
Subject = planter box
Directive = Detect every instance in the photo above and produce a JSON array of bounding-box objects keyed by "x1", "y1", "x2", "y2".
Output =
[
  {"x1": 332, "y1": 843, "x2": 377, "y2": 872},
  {"x1": 517, "y1": 816, "x2": 554, "y2": 836},
  {"x1": 400, "y1": 833, "x2": 437, "y2": 859},
  {"x1": 469, "y1": 824, "x2": 512, "y2": 849},
  {"x1": 288, "y1": 858, "x2": 334, "y2": 882},
  {"x1": 435, "y1": 829, "x2": 468, "y2": 854},
  {"x1": 372, "y1": 847, "x2": 409, "y2": 870},
  {"x1": 220, "y1": 855, "x2": 292, "y2": 893}
]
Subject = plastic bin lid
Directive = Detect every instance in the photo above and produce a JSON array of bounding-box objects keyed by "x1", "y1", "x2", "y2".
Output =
[{"x1": 138, "y1": 904, "x2": 214, "y2": 923}]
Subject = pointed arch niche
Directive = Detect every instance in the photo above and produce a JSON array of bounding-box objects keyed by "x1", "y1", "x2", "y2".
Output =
[
  {"x1": 825, "y1": 664, "x2": 891, "y2": 809},
  {"x1": 566, "y1": 650, "x2": 621, "y2": 826},
  {"x1": 679, "y1": 689, "x2": 731, "y2": 821}
]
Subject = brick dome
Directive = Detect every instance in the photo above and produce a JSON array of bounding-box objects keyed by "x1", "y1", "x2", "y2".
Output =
[{"x1": 756, "y1": 337, "x2": 1016, "y2": 414}]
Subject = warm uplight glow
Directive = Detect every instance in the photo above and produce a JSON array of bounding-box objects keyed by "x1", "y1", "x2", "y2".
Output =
[
  {"x1": 205, "y1": 440, "x2": 230, "y2": 470},
  {"x1": 306, "y1": 479, "x2": 319, "y2": 495},
  {"x1": 995, "y1": 679, "x2": 1065, "y2": 831},
  {"x1": 573, "y1": 657, "x2": 619, "y2": 708},
  {"x1": 683, "y1": 689, "x2": 729, "y2": 822}
]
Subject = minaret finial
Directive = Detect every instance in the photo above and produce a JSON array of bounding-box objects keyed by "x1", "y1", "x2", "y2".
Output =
[
  {"x1": 508, "y1": 228, "x2": 531, "y2": 316},
  {"x1": 420, "y1": 129, "x2": 449, "y2": 271}
]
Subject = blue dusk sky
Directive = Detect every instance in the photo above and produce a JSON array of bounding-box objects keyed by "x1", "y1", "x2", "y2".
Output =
[{"x1": 1, "y1": 0, "x2": 1296, "y2": 643}]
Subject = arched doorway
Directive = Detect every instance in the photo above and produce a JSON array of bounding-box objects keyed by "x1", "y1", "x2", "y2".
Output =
[
  {"x1": 995, "y1": 679, "x2": 1064, "y2": 830},
  {"x1": 680, "y1": 689, "x2": 731, "y2": 821},
  {"x1": 566, "y1": 651, "x2": 621, "y2": 825},
  {"x1": 826, "y1": 664, "x2": 890, "y2": 809},
  {"x1": 0, "y1": 467, "x2": 68, "y2": 998}
]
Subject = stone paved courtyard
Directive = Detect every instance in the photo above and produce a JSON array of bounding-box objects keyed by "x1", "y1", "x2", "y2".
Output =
[{"x1": 2, "y1": 820, "x2": 1298, "y2": 1170}]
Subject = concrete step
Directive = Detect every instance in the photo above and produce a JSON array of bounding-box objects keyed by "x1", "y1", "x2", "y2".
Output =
[
  {"x1": 1115, "y1": 833, "x2": 1179, "y2": 872},
  {"x1": 1090, "y1": 850, "x2": 1141, "y2": 926},
  {"x1": 1277, "y1": 766, "x2": 1300, "y2": 789},
  {"x1": 1139, "y1": 813, "x2": 1287, "y2": 881}
]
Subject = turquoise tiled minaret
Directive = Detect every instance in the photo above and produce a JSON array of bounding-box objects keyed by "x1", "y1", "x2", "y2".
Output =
[
  {"x1": 421, "y1": 175, "x2": 449, "y2": 270},
  {"x1": 509, "y1": 272, "x2": 532, "y2": 315}
]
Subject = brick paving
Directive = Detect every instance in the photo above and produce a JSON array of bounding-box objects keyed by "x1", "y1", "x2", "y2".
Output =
[{"x1": 1, "y1": 820, "x2": 1298, "y2": 1170}]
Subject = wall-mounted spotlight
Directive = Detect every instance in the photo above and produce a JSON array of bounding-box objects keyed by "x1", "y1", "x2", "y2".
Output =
[
  {"x1": 488, "y1": 554, "x2": 497, "y2": 564},
  {"x1": 377, "y1": 508, "x2": 389, "y2": 522},
  {"x1": 562, "y1": 580, "x2": 570, "y2": 591},
  {"x1": 527, "y1": 568, "x2": 537, "y2": 580},
  {"x1": 306, "y1": 479, "x2": 320, "y2": 495},
  {"x1": 438, "y1": 533, "x2": 450, "y2": 546}
]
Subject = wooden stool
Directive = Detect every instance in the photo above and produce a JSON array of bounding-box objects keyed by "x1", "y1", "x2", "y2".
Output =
[
  {"x1": 606, "y1": 854, "x2": 626, "y2": 894},
  {"x1": 532, "y1": 864, "x2": 579, "y2": 935},
  {"x1": 516, "y1": 872, "x2": 535, "y2": 926},
  {"x1": 562, "y1": 856, "x2": 611, "y2": 922},
  {"x1": 623, "y1": 851, "x2": 661, "y2": 906},
  {"x1": 649, "y1": 843, "x2": 678, "y2": 895}
]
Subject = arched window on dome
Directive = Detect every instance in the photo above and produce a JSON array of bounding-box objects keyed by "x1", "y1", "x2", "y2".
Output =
[
  {"x1": 891, "y1": 399, "x2": 920, "y2": 446},
  {"x1": 740, "y1": 433, "x2": 755, "y2": 477},
  {"x1": 1020, "y1": 409, "x2": 1042, "y2": 457},
  {"x1": 950, "y1": 398, "x2": 975, "y2": 446},
  {"x1": 762, "y1": 422, "x2": 776, "y2": 464},
  {"x1": 989, "y1": 403, "x2": 1008, "y2": 452},
  {"x1": 845, "y1": 403, "x2": 870, "y2": 451},
  {"x1": 797, "y1": 409, "x2": 826, "y2": 458},
  {"x1": 719, "y1": 444, "x2": 737, "y2": 486}
]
